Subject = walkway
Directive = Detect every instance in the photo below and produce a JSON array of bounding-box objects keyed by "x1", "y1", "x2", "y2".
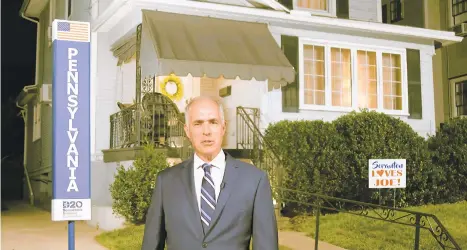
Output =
[
  {"x1": 279, "y1": 231, "x2": 346, "y2": 250},
  {"x1": 1, "y1": 201, "x2": 106, "y2": 250},
  {"x1": 1, "y1": 201, "x2": 344, "y2": 250}
]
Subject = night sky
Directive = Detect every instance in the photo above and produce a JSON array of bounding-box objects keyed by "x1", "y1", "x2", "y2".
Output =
[{"x1": 2, "y1": 0, "x2": 37, "y2": 159}]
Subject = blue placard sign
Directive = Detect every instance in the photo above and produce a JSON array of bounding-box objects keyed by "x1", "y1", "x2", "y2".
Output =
[{"x1": 51, "y1": 19, "x2": 91, "y2": 221}]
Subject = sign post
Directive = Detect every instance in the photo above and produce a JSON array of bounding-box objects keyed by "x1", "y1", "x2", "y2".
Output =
[
  {"x1": 51, "y1": 20, "x2": 91, "y2": 250},
  {"x1": 368, "y1": 159, "x2": 406, "y2": 208}
]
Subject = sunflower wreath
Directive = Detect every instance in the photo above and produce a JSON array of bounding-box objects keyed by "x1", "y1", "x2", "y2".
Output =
[{"x1": 160, "y1": 74, "x2": 184, "y2": 101}]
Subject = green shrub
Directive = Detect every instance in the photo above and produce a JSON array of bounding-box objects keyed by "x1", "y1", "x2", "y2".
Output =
[
  {"x1": 333, "y1": 110, "x2": 433, "y2": 206},
  {"x1": 428, "y1": 117, "x2": 467, "y2": 203},
  {"x1": 110, "y1": 143, "x2": 170, "y2": 224},
  {"x1": 263, "y1": 120, "x2": 347, "y2": 213}
]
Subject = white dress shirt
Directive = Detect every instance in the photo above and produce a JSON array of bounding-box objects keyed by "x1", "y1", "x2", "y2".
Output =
[{"x1": 193, "y1": 150, "x2": 226, "y2": 213}]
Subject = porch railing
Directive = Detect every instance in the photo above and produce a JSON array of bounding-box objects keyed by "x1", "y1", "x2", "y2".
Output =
[
  {"x1": 236, "y1": 106, "x2": 284, "y2": 204},
  {"x1": 110, "y1": 104, "x2": 138, "y2": 148},
  {"x1": 109, "y1": 101, "x2": 193, "y2": 161}
]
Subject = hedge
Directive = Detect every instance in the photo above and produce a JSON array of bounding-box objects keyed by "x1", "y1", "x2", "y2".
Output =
[
  {"x1": 263, "y1": 120, "x2": 347, "y2": 212},
  {"x1": 264, "y1": 109, "x2": 454, "y2": 210},
  {"x1": 427, "y1": 117, "x2": 467, "y2": 203},
  {"x1": 333, "y1": 110, "x2": 434, "y2": 206},
  {"x1": 110, "y1": 143, "x2": 170, "y2": 224}
]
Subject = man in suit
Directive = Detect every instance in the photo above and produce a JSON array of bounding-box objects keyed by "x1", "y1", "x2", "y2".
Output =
[{"x1": 141, "y1": 96, "x2": 278, "y2": 250}]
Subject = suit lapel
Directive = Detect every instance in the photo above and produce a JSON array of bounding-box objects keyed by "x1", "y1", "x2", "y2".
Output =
[
  {"x1": 179, "y1": 156, "x2": 204, "y2": 239},
  {"x1": 204, "y1": 153, "x2": 239, "y2": 237}
]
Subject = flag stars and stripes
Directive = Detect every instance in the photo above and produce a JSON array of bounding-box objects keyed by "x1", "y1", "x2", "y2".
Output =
[{"x1": 56, "y1": 21, "x2": 89, "y2": 42}]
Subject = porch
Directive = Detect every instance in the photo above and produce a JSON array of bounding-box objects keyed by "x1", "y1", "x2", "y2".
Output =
[{"x1": 101, "y1": 9, "x2": 295, "y2": 163}]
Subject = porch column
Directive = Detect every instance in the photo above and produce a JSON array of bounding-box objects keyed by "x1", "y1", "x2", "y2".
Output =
[{"x1": 93, "y1": 33, "x2": 119, "y2": 159}]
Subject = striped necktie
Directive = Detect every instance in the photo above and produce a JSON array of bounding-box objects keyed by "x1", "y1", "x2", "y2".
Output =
[{"x1": 200, "y1": 163, "x2": 216, "y2": 231}]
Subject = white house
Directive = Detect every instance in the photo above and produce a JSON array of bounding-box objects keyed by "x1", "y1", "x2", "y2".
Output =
[{"x1": 17, "y1": 0, "x2": 462, "y2": 231}]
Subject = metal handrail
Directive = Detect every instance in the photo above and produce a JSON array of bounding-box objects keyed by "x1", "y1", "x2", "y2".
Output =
[
  {"x1": 279, "y1": 187, "x2": 462, "y2": 250},
  {"x1": 236, "y1": 106, "x2": 283, "y2": 162},
  {"x1": 235, "y1": 106, "x2": 461, "y2": 250}
]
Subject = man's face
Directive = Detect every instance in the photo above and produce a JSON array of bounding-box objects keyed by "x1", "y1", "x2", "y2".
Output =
[{"x1": 184, "y1": 99, "x2": 226, "y2": 161}]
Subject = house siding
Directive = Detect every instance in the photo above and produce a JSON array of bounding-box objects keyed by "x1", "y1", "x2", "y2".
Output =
[
  {"x1": 447, "y1": 41, "x2": 467, "y2": 79},
  {"x1": 69, "y1": 0, "x2": 92, "y2": 22},
  {"x1": 392, "y1": 0, "x2": 467, "y2": 125},
  {"x1": 382, "y1": 0, "x2": 424, "y2": 27},
  {"x1": 349, "y1": 0, "x2": 379, "y2": 22}
]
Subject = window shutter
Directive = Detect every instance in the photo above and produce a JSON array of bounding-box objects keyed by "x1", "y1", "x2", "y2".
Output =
[
  {"x1": 336, "y1": 0, "x2": 349, "y2": 19},
  {"x1": 407, "y1": 49, "x2": 422, "y2": 119},
  {"x1": 382, "y1": 4, "x2": 388, "y2": 23},
  {"x1": 277, "y1": 0, "x2": 293, "y2": 10},
  {"x1": 281, "y1": 35, "x2": 299, "y2": 113}
]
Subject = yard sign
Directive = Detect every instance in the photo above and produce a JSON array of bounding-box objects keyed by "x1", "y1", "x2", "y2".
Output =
[
  {"x1": 368, "y1": 159, "x2": 406, "y2": 189},
  {"x1": 51, "y1": 19, "x2": 91, "y2": 222}
]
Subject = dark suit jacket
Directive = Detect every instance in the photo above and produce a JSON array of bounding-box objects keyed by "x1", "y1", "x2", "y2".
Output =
[{"x1": 141, "y1": 152, "x2": 278, "y2": 250}]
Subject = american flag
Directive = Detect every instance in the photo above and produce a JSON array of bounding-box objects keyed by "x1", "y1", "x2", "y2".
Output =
[{"x1": 56, "y1": 21, "x2": 89, "y2": 42}]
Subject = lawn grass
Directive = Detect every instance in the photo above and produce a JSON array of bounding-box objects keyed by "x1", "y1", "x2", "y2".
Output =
[
  {"x1": 95, "y1": 224, "x2": 292, "y2": 250},
  {"x1": 277, "y1": 200, "x2": 467, "y2": 250}
]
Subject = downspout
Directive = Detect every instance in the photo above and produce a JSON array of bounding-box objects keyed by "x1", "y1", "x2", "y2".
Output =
[{"x1": 16, "y1": 101, "x2": 35, "y2": 206}]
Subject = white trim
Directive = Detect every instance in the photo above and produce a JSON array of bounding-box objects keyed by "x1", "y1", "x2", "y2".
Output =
[
  {"x1": 449, "y1": 75, "x2": 467, "y2": 117},
  {"x1": 91, "y1": 0, "x2": 462, "y2": 46},
  {"x1": 298, "y1": 38, "x2": 409, "y2": 116},
  {"x1": 376, "y1": 0, "x2": 383, "y2": 23}
]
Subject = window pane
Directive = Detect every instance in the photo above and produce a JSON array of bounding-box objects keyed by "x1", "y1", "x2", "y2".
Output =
[
  {"x1": 332, "y1": 92, "x2": 341, "y2": 106},
  {"x1": 382, "y1": 53, "x2": 402, "y2": 110},
  {"x1": 383, "y1": 96, "x2": 392, "y2": 109},
  {"x1": 315, "y1": 46, "x2": 325, "y2": 60},
  {"x1": 304, "y1": 90, "x2": 314, "y2": 104},
  {"x1": 357, "y1": 50, "x2": 378, "y2": 109},
  {"x1": 383, "y1": 81, "x2": 392, "y2": 96},
  {"x1": 304, "y1": 60, "x2": 313, "y2": 74},
  {"x1": 304, "y1": 45, "x2": 314, "y2": 59},
  {"x1": 305, "y1": 75, "x2": 313, "y2": 89},
  {"x1": 314, "y1": 61, "x2": 325, "y2": 76},
  {"x1": 316, "y1": 76, "x2": 325, "y2": 91},
  {"x1": 303, "y1": 45, "x2": 325, "y2": 105},
  {"x1": 357, "y1": 51, "x2": 367, "y2": 64},
  {"x1": 331, "y1": 48, "x2": 341, "y2": 62},
  {"x1": 332, "y1": 78, "x2": 342, "y2": 91},
  {"x1": 369, "y1": 94, "x2": 377, "y2": 109},
  {"x1": 315, "y1": 91, "x2": 325, "y2": 105}
]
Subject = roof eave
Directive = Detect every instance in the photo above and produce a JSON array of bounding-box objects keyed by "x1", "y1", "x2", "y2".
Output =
[{"x1": 93, "y1": 0, "x2": 463, "y2": 46}]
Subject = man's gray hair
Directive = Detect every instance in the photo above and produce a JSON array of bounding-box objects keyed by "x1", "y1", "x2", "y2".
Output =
[{"x1": 184, "y1": 96, "x2": 225, "y2": 124}]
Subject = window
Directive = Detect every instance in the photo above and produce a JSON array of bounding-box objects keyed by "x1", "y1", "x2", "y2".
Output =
[
  {"x1": 33, "y1": 102, "x2": 41, "y2": 141},
  {"x1": 382, "y1": 53, "x2": 403, "y2": 110},
  {"x1": 303, "y1": 45, "x2": 325, "y2": 105},
  {"x1": 297, "y1": 0, "x2": 327, "y2": 11},
  {"x1": 299, "y1": 40, "x2": 407, "y2": 114},
  {"x1": 454, "y1": 80, "x2": 467, "y2": 116},
  {"x1": 452, "y1": 0, "x2": 467, "y2": 17},
  {"x1": 357, "y1": 50, "x2": 377, "y2": 109},
  {"x1": 331, "y1": 48, "x2": 352, "y2": 107},
  {"x1": 390, "y1": 0, "x2": 404, "y2": 23}
]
